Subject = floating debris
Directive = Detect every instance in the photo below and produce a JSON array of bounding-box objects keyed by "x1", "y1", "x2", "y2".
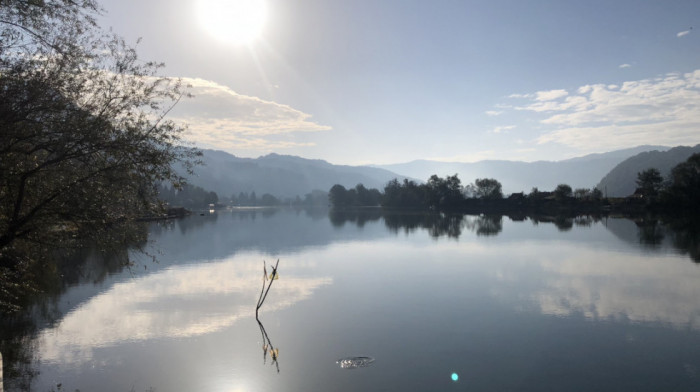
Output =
[{"x1": 336, "y1": 356, "x2": 375, "y2": 369}]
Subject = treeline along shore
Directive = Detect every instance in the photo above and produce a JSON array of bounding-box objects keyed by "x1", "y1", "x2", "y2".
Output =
[{"x1": 328, "y1": 153, "x2": 700, "y2": 217}]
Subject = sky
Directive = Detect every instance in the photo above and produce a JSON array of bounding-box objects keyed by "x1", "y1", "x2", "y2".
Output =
[{"x1": 97, "y1": 0, "x2": 700, "y2": 165}]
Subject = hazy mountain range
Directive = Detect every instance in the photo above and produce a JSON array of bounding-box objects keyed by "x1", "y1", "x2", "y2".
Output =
[
  {"x1": 184, "y1": 150, "x2": 407, "y2": 199},
  {"x1": 375, "y1": 145, "x2": 670, "y2": 194},
  {"x1": 183, "y1": 145, "x2": 698, "y2": 199}
]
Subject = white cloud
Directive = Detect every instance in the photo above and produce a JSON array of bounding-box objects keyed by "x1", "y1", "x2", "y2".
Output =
[
  {"x1": 677, "y1": 29, "x2": 691, "y2": 37},
  {"x1": 508, "y1": 93, "x2": 532, "y2": 99},
  {"x1": 510, "y1": 70, "x2": 700, "y2": 151},
  {"x1": 169, "y1": 78, "x2": 331, "y2": 152},
  {"x1": 534, "y1": 89, "x2": 568, "y2": 101},
  {"x1": 619, "y1": 63, "x2": 631, "y2": 68},
  {"x1": 492, "y1": 125, "x2": 516, "y2": 134},
  {"x1": 485, "y1": 110, "x2": 503, "y2": 116}
]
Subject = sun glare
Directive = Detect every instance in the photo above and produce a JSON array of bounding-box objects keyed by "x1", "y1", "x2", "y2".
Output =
[{"x1": 197, "y1": 0, "x2": 267, "y2": 45}]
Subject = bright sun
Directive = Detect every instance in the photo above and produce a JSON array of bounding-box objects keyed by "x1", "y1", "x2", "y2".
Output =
[{"x1": 197, "y1": 0, "x2": 267, "y2": 45}]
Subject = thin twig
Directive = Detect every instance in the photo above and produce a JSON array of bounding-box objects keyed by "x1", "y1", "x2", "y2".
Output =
[{"x1": 255, "y1": 258, "x2": 279, "y2": 316}]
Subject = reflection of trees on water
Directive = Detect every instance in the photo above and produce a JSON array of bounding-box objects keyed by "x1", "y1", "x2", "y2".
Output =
[
  {"x1": 464, "y1": 215, "x2": 503, "y2": 236},
  {"x1": 332, "y1": 211, "x2": 502, "y2": 239},
  {"x1": 0, "y1": 223, "x2": 147, "y2": 390},
  {"x1": 330, "y1": 210, "x2": 700, "y2": 263},
  {"x1": 329, "y1": 208, "x2": 382, "y2": 228},
  {"x1": 0, "y1": 317, "x2": 38, "y2": 391},
  {"x1": 574, "y1": 216, "x2": 594, "y2": 227},
  {"x1": 383, "y1": 212, "x2": 466, "y2": 238},
  {"x1": 530, "y1": 214, "x2": 604, "y2": 232},
  {"x1": 605, "y1": 216, "x2": 700, "y2": 263},
  {"x1": 634, "y1": 218, "x2": 665, "y2": 247},
  {"x1": 666, "y1": 218, "x2": 700, "y2": 263}
]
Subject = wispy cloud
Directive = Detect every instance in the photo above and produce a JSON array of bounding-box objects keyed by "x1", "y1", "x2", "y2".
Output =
[
  {"x1": 508, "y1": 70, "x2": 700, "y2": 151},
  {"x1": 492, "y1": 125, "x2": 516, "y2": 134},
  {"x1": 508, "y1": 93, "x2": 532, "y2": 99},
  {"x1": 535, "y1": 89, "x2": 568, "y2": 101},
  {"x1": 169, "y1": 78, "x2": 331, "y2": 152},
  {"x1": 619, "y1": 63, "x2": 632, "y2": 69},
  {"x1": 677, "y1": 29, "x2": 692, "y2": 37},
  {"x1": 485, "y1": 110, "x2": 503, "y2": 116}
]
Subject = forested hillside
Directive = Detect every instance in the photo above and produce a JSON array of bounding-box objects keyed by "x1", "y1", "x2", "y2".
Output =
[{"x1": 596, "y1": 144, "x2": 700, "y2": 197}]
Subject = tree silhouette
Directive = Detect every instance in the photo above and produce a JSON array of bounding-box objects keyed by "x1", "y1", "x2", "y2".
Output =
[
  {"x1": 474, "y1": 178, "x2": 503, "y2": 200},
  {"x1": 0, "y1": 0, "x2": 198, "y2": 297},
  {"x1": 553, "y1": 184, "x2": 573, "y2": 200},
  {"x1": 663, "y1": 153, "x2": 700, "y2": 211},
  {"x1": 636, "y1": 168, "x2": 663, "y2": 198}
]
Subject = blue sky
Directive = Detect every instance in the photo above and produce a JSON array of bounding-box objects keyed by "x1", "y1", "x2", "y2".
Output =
[{"x1": 98, "y1": 0, "x2": 700, "y2": 164}]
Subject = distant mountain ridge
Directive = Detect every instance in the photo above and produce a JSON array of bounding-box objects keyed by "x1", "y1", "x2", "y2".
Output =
[
  {"x1": 183, "y1": 150, "x2": 408, "y2": 199},
  {"x1": 596, "y1": 144, "x2": 700, "y2": 197},
  {"x1": 182, "y1": 145, "x2": 683, "y2": 200},
  {"x1": 375, "y1": 145, "x2": 669, "y2": 194}
]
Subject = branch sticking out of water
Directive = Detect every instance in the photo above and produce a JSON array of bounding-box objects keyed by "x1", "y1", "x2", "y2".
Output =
[
  {"x1": 256, "y1": 259, "x2": 279, "y2": 317},
  {"x1": 256, "y1": 259, "x2": 280, "y2": 372}
]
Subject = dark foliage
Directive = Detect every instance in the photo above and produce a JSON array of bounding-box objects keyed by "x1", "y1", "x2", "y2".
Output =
[
  {"x1": 636, "y1": 168, "x2": 664, "y2": 198},
  {"x1": 661, "y1": 153, "x2": 700, "y2": 212},
  {"x1": 0, "y1": 0, "x2": 199, "y2": 311},
  {"x1": 159, "y1": 184, "x2": 218, "y2": 209},
  {"x1": 329, "y1": 184, "x2": 382, "y2": 208}
]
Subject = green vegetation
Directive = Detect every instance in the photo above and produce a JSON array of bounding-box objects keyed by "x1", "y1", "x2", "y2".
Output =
[{"x1": 0, "y1": 0, "x2": 198, "y2": 311}]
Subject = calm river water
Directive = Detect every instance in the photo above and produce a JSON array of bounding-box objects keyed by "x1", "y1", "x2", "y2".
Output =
[{"x1": 4, "y1": 208, "x2": 700, "y2": 391}]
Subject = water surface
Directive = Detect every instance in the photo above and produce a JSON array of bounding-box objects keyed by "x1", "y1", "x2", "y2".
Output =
[{"x1": 5, "y1": 209, "x2": 700, "y2": 391}]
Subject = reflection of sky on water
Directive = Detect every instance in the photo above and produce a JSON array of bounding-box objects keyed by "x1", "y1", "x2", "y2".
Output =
[
  {"x1": 25, "y1": 212, "x2": 700, "y2": 391},
  {"x1": 38, "y1": 256, "x2": 332, "y2": 366},
  {"x1": 532, "y1": 246, "x2": 700, "y2": 328}
]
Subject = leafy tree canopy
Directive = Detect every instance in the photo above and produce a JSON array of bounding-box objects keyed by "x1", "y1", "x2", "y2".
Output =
[
  {"x1": 0, "y1": 0, "x2": 199, "y2": 307},
  {"x1": 664, "y1": 153, "x2": 700, "y2": 210},
  {"x1": 636, "y1": 168, "x2": 664, "y2": 197},
  {"x1": 553, "y1": 184, "x2": 573, "y2": 200},
  {"x1": 474, "y1": 178, "x2": 503, "y2": 200}
]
